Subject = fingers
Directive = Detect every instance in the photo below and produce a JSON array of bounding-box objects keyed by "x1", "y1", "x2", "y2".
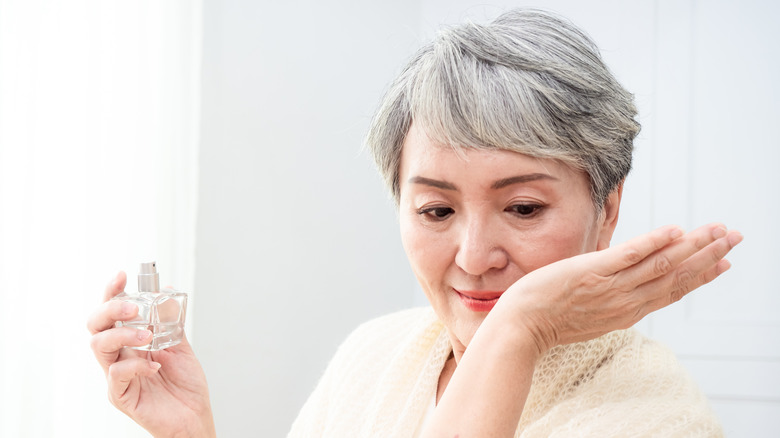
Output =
[
  {"x1": 107, "y1": 357, "x2": 161, "y2": 403},
  {"x1": 616, "y1": 223, "x2": 728, "y2": 288},
  {"x1": 91, "y1": 327, "x2": 153, "y2": 373},
  {"x1": 592, "y1": 225, "x2": 683, "y2": 276},
  {"x1": 641, "y1": 230, "x2": 742, "y2": 311},
  {"x1": 103, "y1": 271, "x2": 127, "y2": 303},
  {"x1": 87, "y1": 299, "x2": 139, "y2": 335},
  {"x1": 577, "y1": 223, "x2": 741, "y2": 328},
  {"x1": 88, "y1": 271, "x2": 147, "y2": 374}
]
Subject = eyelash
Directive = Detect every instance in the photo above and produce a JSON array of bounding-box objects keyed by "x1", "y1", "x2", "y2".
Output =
[
  {"x1": 416, "y1": 204, "x2": 543, "y2": 221},
  {"x1": 417, "y1": 206, "x2": 454, "y2": 221},
  {"x1": 506, "y1": 203, "x2": 543, "y2": 217}
]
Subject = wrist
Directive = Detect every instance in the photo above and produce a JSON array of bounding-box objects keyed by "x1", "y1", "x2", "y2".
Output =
[
  {"x1": 434, "y1": 298, "x2": 543, "y2": 437},
  {"x1": 167, "y1": 410, "x2": 216, "y2": 438},
  {"x1": 488, "y1": 293, "x2": 555, "y2": 359}
]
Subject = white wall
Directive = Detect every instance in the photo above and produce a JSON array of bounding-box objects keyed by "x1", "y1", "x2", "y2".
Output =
[
  {"x1": 196, "y1": 0, "x2": 779, "y2": 436},
  {"x1": 195, "y1": 1, "x2": 421, "y2": 436}
]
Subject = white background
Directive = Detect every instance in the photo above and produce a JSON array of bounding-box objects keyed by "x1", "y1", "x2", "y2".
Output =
[
  {"x1": 1, "y1": 0, "x2": 777, "y2": 437},
  {"x1": 0, "y1": 1, "x2": 201, "y2": 436},
  {"x1": 197, "y1": 1, "x2": 779, "y2": 436}
]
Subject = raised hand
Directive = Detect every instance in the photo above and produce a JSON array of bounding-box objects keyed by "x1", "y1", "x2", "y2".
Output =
[
  {"x1": 500, "y1": 223, "x2": 742, "y2": 354},
  {"x1": 424, "y1": 223, "x2": 742, "y2": 438},
  {"x1": 87, "y1": 272, "x2": 216, "y2": 437}
]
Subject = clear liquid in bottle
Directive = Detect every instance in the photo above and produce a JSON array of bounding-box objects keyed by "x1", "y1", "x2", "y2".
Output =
[{"x1": 111, "y1": 262, "x2": 187, "y2": 351}]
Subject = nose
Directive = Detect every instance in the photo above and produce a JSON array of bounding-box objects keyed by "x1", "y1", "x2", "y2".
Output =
[{"x1": 454, "y1": 215, "x2": 508, "y2": 276}]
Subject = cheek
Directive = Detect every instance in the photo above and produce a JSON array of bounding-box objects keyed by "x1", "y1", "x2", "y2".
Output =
[
  {"x1": 399, "y1": 217, "x2": 452, "y2": 287},
  {"x1": 514, "y1": 218, "x2": 597, "y2": 271}
]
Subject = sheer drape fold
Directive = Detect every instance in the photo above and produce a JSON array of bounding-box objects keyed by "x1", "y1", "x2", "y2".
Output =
[{"x1": 0, "y1": 1, "x2": 201, "y2": 436}]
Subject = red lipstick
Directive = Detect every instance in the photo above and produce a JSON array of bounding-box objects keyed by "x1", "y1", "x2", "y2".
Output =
[{"x1": 455, "y1": 290, "x2": 504, "y2": 313}]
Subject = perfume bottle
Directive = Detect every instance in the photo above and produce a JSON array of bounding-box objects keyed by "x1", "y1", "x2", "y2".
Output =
[{"x1": 111, "y1": 262, "x2": 187, "y2": 351}]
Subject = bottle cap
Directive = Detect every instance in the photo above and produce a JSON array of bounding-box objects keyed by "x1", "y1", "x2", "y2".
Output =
[{"x1": 138, "y1": 261, "x2": 160, "y2": 293}]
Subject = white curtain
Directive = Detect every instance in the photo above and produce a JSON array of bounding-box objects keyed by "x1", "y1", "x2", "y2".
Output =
[{"x1": 0, "y1": 1, "x2": 201, "y2": 436}]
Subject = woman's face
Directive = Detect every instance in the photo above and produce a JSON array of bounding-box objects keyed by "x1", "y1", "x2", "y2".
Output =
[{"x1": 398, "y1": 124, "x2": 621, "y2": 356}]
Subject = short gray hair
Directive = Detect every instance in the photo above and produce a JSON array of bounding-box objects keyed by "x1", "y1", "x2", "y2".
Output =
[{"x1": 365, "y1": 8, "x2": 640, "y2": 208}]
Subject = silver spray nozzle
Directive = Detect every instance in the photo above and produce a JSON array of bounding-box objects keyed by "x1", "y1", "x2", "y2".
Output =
[{"x1": 138, "y1": 261, "x2": 160, "y2": 292}]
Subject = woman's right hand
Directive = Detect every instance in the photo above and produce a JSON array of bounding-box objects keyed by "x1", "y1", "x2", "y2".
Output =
[{"x1": 87, "y1": 272, "x2": 216, "y2": 438}]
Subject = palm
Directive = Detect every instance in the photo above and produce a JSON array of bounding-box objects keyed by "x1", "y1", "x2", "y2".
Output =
[{"x1": 113, "y1": 339, "x2": 211, "y2": 433}]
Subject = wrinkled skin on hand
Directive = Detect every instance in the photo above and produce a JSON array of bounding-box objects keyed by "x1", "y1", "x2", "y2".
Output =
[{"x1": 497, "y1": 223, "x2": 741, "y2": 355}]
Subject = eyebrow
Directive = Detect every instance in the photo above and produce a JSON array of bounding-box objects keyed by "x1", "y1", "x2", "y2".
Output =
[
  {"x1": 408, "y1": 176, "x2": 458, "y2": 191},
  {"x1": 490, "y1": 173, "x2": 558, "y2": 189},
  {"x1": 408, "y1": 173, "x2": 557, "y2": 191}
]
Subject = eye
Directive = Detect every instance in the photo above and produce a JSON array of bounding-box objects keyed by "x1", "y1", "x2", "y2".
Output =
[
  {"x1": 506, "y1": 203, "x2": 542, "y2": 217},
  {"x1": 417, "y1": 206, "x2": 454, "y2": 221}
]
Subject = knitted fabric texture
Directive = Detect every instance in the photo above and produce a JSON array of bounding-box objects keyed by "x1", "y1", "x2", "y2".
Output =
[{"x1": 288, "y1": 307, "x2": 723, "y2": 437}]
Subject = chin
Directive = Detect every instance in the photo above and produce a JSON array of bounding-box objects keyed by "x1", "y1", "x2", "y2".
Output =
[{"x1": 449, "y1": 309, "x2": 489, "y2": 348}]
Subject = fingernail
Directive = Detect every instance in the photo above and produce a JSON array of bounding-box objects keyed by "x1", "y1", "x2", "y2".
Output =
[
  {"x1": 149, "y1": 361, "x2": 161, "y2": 371},
  {"x1": 728, "y1": 232, "x2": 743, "y2": 246},
  {"x1": 670, "y1": 227, "x2": 683, "y2": 239},
  {"x1": 137, "y1": 329, "x2": 152, "y2": 341},
  {"x1": 712, "y1": 226, "x2": 727, "y2": 239}
]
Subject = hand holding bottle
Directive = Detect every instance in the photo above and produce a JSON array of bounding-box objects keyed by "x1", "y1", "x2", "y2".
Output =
[{"x1": 87, "y1": 271, "x2": 216, "y2": 437}]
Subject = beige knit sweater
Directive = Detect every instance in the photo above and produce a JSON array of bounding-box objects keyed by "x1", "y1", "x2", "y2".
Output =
[{"x1": 288, "y1": 307, "x2": 723, "y2": 437}]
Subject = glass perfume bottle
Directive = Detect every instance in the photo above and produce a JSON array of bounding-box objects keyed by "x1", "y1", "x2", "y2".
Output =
[{"x1": 111, "y1": 261, "x2": 187, "y2": 351}]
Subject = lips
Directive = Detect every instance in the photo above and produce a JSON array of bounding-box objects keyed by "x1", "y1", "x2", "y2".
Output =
[{"x1": 455, "y1": 289, "x2": 504, "y2": 312}]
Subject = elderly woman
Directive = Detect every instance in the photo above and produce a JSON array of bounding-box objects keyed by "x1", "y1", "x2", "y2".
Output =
[{"x1": 88, "y1": 8, "x2": 741, "y2": 437}]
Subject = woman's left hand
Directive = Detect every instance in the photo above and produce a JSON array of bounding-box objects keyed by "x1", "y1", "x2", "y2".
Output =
[
  {"x1": 424, "y1": 223, "x2": 742, "y2": 438},
  {"x1": 497, "y1": 222, "x2": 743, "y2": 356}
]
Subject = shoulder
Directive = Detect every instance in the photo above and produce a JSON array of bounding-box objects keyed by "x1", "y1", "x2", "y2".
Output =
[
  {"x1": 555, "y1": 329, "x2": 708, "y2": 399},
  {"x1": 305, "y1": 307, "x2": 443, "y2": 411},
  {"x1": 591, "y1": 330, "x2": 723, "y2": 435},
  {"x1": 329, "y1": 307, "x2": 441, "y2": 367},
  {"x1": 289, "y1": 307, "x2": 447, "y2": 436},
  {"x1": 344, "y1": 307, "x2": 439, "y2": 341},
  {"x1": 521, "y1": 329, "x2": 722, "y2": 437}
]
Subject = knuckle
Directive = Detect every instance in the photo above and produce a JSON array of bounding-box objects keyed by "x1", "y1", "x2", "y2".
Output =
[
  {"x1": 702, "y1": 268, "x2": 719, "y2": 284},
  {"x1": 578, "y1": 272, "x2": 597, "y2": 288},
  {"x1": 107, "y1": 362, "x2": 120, "y2": 380},
  {"x1": 107, "y1": 363, "x2": 128, "y2": 386},
  {"x1": 669, "y1": 269, "x2": 695, "y2": 303},
  {"x1": 694, "y1": 231, "x2": 714, "y2": 250},
  {"x1": 654, "y1": 254, "x2": 673, "y2": 276},
  {"x1": 710, "y1": 239, "x2": 729, "y2": 262},
  {"x1": 611, "y1": 296, "x2": 642, "y2": 326},
  {"x1": 580, "y1": 271, "x2": 608, "y2": 289},
  {"x1": 674, "y1": 269, "x2": 694, "y2": 292},
  {"x1": 89, "y1": 333, "x2": 102, "y2": 352},
  {"x1": 623, "y1": 248, "x2": 644, "y2": 265},
  {"x1": 669, "y1": 288, "x2": 686, "y2": 303}
]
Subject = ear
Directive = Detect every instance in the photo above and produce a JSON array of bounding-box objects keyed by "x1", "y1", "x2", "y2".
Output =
[{"x1": 596, "y1": 182, "x2": 623, "y2": 251}]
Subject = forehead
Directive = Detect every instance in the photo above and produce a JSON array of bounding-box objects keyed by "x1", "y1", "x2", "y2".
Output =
[{"x1": 399, "y1": 123, "x2": 585, "y2": 187}]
